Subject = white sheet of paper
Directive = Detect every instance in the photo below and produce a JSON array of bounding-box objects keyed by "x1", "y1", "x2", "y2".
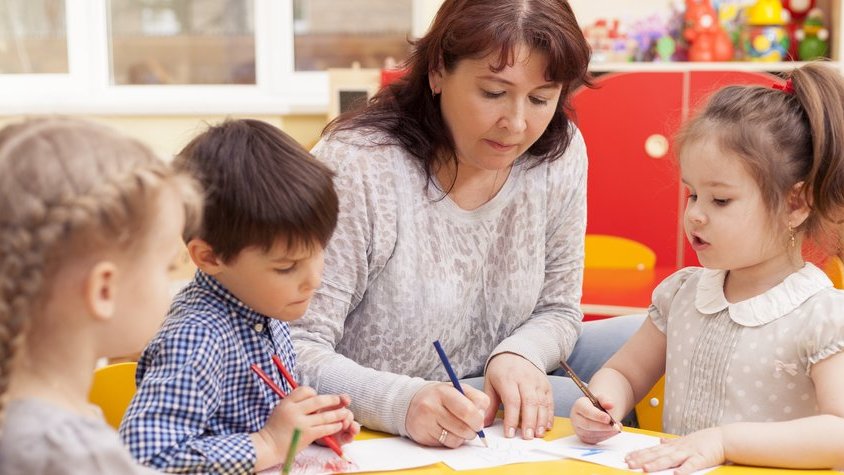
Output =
[
  {"x1": 258, "y1": 425, "x2": 719, "y2": 474},
  {"x1": 434, "y1": 421, "x2": 560, "y2": 471},
  {"x1": 546, "y1": 432, "x2": 717, "y2": 475},
  {"x1": 257, "y1": 437, "x2": 440, "y2": 475}
]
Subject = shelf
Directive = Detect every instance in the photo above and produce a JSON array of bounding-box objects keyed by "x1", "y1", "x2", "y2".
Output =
[{"x1": 588, "y1": 61, "x2": 842, "y2": 73}]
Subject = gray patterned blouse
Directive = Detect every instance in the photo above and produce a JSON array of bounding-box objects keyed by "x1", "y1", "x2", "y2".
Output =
[{"x1": 291, "y1": 127, "x2": 588, "y2": 436}]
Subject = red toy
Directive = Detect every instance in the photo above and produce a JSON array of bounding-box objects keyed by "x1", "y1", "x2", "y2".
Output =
[
  {"x1": 684, "y1": 0, "x2": 735, "y2": 61},
  {"x1": 783, "y1": 0, "x2": 816, "y2": 58}
]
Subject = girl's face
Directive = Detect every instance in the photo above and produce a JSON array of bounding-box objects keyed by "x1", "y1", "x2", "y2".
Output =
[
  {"x1": 681, "y1": 139, "x2": 792, "y2": 273},
  {"x1": 113, "y1": 185, "x2": 188, "y2": 356},
  {"x1": 430, "y1": 43, "x2": 562, "y2": 174}
]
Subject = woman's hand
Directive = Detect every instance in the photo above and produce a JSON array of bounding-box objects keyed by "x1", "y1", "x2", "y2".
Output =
[
  {"x1": 483, "y1": 353, "x2": 553, "y2": 439},
  {"x1": 624, "y1": 427, "x2": 725, "y2": 474},
  {"x1": 569, "y1": 395, "x2": 621, "y2": 444},
  {"x1": 405, "y1": 382, "x2": 489, "y2": 448}
]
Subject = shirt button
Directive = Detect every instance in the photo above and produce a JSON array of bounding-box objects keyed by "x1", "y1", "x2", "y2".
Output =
[{"x1": 253, "y1": 323, "x2": 264, "y2": 333}]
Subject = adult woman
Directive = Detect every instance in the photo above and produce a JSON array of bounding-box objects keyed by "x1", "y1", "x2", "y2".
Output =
[{"x1": 291, "y1": 0, "x2": 642, "y2": 448}]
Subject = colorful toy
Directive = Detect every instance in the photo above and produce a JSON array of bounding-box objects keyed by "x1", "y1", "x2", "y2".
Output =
[
  {"x1": 714, "y1": 0, "x2": 747, "y2": 59},
  {"x1": 684, "y1": 0, "x2": 735, "y2": 61},
  {"x1": 743, "y1": 0, "x2": 790, "y2": 61},
  {"x1": 795, "y1": 8, "x2": 829, "y2": 60},
  {"x1": 583, "y1": 19, "x2": 638, "y2": 63},
  {"x1": 783, "y1": 0, "x2": 817, "y2": 58}
]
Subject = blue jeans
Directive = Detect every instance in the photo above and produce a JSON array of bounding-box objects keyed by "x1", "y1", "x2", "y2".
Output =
[{"x1": 461, "y1": 314, "x2": 645, "y2": 417}]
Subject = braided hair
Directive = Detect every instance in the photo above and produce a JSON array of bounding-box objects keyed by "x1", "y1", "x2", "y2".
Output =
[{"x1": 0, "y1": 118, "x2": 200, "y2": 429}]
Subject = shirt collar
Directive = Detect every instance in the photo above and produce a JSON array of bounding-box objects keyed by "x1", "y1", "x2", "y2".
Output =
[
  {"x1": 694, "y1": 263, "x2": 833, "y2": 327},
  {"x1": 195, "y1": 270, "x2": 270, "y2": 326}
]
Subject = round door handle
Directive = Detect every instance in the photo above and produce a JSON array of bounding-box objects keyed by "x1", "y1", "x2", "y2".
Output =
[{"x1": 644, "y1": 134, "x2": 669, "y2": 159}]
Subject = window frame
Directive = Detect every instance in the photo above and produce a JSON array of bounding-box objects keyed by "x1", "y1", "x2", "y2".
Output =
[{"x1": 0, "y1": 0, "x2": 430, "y2": 116}]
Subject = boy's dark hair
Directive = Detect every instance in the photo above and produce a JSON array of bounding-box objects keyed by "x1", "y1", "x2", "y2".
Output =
[{"x1": 175, "y1": 119, "x2": 338, "y2": 262}]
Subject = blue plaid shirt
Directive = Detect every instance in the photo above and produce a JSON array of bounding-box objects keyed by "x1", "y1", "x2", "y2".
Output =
[{"x1": 120, "y1": 271, "x2": 296, "y2": 474}]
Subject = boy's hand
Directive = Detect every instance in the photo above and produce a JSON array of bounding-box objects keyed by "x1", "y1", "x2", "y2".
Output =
[
  {"x1": 624, "y1": 427, "x2": 725, "y2": 474},
  {"x1": 313, "y1": 393, "x2": 360, "y2": 446},
  {"x1": 251, "y1": 386, "x2": 355, "y2": 470},
  {"x1": 569, "y1": 395, "x2": 621, "y2": 444}
]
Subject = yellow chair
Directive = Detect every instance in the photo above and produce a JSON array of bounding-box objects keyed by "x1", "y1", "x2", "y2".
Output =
[
  {"x1": 584, "y1": 234, "x2": 656, "y2": 270},
  {"x1": 824, "y1": 256, "x2": 843, "y2": 289},
  {"x1": 88, "y1": 362, "x2": 138, "y2": 429},
  {"x1": 634, "y1": 376, "x2": 665, "y2": 432}
]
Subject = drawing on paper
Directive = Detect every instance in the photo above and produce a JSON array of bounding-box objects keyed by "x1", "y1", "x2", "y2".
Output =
[
  {"x1": 568, "y1": 446, "x2": 607, "y2": 457},
  {"x1": 291, "y1": 454, "x2": 357, "y2": 475}
]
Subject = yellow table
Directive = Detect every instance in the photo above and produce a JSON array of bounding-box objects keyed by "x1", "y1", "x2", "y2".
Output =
[{"x1": 355, "y1": 418, "x2": 837, "y2": 474}]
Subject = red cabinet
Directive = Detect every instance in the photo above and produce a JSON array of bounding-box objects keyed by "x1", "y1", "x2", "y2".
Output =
[{"x1": 572, "y1": 70, "x2": 780, "y2": 269}]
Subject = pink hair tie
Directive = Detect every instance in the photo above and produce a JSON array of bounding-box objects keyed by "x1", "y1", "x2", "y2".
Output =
[{"x1": 773, "y1": 78, "x2": 794, "y2": 94}]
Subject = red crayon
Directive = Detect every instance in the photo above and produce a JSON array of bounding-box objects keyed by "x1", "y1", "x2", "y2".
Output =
[{"x1": 250, "y1": 359, "x2": 350, "y2": 462}]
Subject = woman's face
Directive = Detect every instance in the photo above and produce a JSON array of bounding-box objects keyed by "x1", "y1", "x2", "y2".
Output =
[{"x1": 430, "y1": 44, "x2": 562, "y2": 173}]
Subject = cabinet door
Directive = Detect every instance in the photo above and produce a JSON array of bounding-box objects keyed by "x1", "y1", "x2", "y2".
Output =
[
  {"x1": 681, "y1": 71, "x2": 782, "y2": 267},
  {"x1": 572, "y1": 72, "x2": 685, "y2": 268}
]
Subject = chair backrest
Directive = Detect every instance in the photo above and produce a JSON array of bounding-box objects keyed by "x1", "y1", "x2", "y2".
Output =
[
  {"x1": 584, "y1": 234, "x2": 656, "y2": 270},
  {"x1": 634, "y1": 375, "x2": 665, "y2": 432},
  {"x1": 824, "y1": 256, "x2": 844, "y2": 289},
  {"x1": 87, "y1": 362, "x2": 138, "y2": 429}
]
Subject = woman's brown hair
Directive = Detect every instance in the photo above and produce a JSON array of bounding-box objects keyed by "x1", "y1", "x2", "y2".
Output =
[{"x1": 325, "y1": 0, "x2": 592, "y2": 189}]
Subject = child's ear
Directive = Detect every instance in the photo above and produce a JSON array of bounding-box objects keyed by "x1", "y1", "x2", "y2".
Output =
[
  {"x1": 787, "y1": 181, "x2": 811, "y2": 229},
  {"x1": 84, "y1": 261, "x2": 118, "y2": 321},
  {"x1": 187, "y1": 238, "x2": 225, "y2": 276}
]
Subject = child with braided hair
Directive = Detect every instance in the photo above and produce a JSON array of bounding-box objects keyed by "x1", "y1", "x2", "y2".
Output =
[{"x1": 0, "y1": 117, "x2": 200, "y2": 474}]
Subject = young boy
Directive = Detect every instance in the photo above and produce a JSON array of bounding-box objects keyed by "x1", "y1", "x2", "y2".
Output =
[{"x1": 120, "y1": 119, "x2": 359, "y2": 474}]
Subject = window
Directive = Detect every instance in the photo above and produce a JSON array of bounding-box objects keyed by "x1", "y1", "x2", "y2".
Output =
[
  {"x1": 0, "y1": 0, "x2": 428, "y2": 115},
  {"x1": 107, "y1": 0, "x2": 255, "y2": 85},
  {"x1": 293, "y1": 0, "x2": 413, "y2": 71},
  {"x1": 0, "y1": 0, "x2": 68, "y2": 74}
]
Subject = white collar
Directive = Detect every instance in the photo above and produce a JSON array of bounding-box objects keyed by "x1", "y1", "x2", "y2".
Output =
[{"x1": 694, "y1": 263, "x2": 833, "y2": 327}]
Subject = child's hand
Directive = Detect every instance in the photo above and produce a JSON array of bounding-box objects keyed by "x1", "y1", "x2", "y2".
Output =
[
  {"x1": 313, "y1": 393, "x2": 360, "y2": 446},
  {"x1": 569, "y1": 395, "x2": 621, "y2": 444},
  {"x1": 624, "y1": 427, "x2": 725, "y2": 474},
  {"x1": 258, "y1": 386, "x2": 355, "y2": 462}
]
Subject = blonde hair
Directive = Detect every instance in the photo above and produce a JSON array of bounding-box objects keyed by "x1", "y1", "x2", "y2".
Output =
[
  {"x1": 0, "y1": 118, "x2": 201, "y2": 424},
  {"x1": 677, "y1": 62, "x2": 844, "y2": 255}
]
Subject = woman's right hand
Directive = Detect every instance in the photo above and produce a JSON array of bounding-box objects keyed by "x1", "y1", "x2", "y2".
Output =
[
  {"x1": 569, "y1": 395, "x2": 622, "y2": 444},
  {"x1": 405, "y1": 382, "x2": 490, "y2": 448}
]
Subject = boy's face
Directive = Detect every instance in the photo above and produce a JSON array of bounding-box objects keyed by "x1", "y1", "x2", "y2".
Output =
[{"x1": 213, "y1": 240, "x2": 325, "y2": 321}]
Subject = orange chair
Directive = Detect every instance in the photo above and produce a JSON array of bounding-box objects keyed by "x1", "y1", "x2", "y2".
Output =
[
  {"x1": 584, "y1": 234, "x2": 656, "y2": 270},
  {"x1": 88, "y1": 362, "x2": 138, "y2": 429},
  {"x1": 824, "y1": 256, "x2": 843, "y2": 289},
  {"x1": 635, "y1": 376, "x2": 665, "y2": 432}
]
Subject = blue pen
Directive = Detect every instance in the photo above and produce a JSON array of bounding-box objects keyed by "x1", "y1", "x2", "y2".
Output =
[{"x1": 433, "y1": 340, "x2": 489, "y2": 447}]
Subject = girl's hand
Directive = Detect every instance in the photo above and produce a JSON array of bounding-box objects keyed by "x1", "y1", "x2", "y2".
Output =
[
  {"x1": 483, "y1": 353, "x2": 553, "y2": 440},
  {"x1": 405, "y1": 382, "x2": 489, "y2": 448},
  {"x1": 570, "y1": 395, "x2": 621, "y2": 444},
  {"x1": 624, "y1": 427, "x2": 725, "y2": 474}
]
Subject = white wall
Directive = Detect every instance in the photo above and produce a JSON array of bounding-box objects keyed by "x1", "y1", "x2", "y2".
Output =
[
  {"x1": 568, "y1": 0, "x2": 681, "y2": 27},
  {"x1": 416, "y1": 0, "x2": 683, "y2": 34}
]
